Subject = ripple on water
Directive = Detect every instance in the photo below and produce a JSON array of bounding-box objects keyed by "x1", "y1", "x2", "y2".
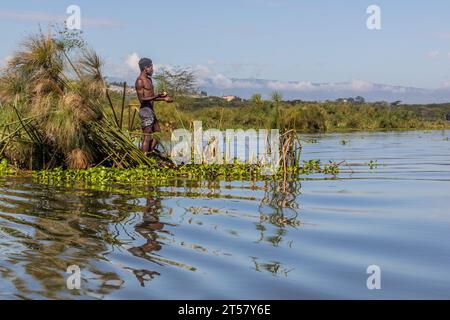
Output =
[{"x1": 1, "y1": 130, "x2": 450, "y2": 299}]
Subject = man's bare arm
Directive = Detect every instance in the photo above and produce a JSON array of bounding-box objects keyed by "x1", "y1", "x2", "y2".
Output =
[
  {"x1": 153, "y1": 96, "x2": 173, "y2": 102},
  {"x1": 151, "y1": 90, "x2": 173, "y2": 102},
  {"x1": 136, "y1": 79, "x2": 172, "y2": 102}
]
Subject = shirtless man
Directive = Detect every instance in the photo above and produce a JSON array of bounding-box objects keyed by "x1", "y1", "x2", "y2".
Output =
[{"x1": 135, "y1": 58, "x2": 173, "y2": 154}]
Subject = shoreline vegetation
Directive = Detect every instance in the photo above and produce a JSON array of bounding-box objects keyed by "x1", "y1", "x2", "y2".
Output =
[
  {"x1": 1, "y1": 28, "x2": 449, "y2": 183},
  {"x1": 148, "y1": 97, "x2": 450, "y2": 135}
]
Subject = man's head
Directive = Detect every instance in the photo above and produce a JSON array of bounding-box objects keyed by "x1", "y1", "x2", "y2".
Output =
[{"x1": 139, "y1": 58, "x2": 153, "y2": 76}]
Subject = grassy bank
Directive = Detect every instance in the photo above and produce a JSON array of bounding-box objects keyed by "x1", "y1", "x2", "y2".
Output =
[
  {"x1": 157, "y1": 100, "x2": 450, "y2": 132},
  {"x1": 110, "y1": 94, "x2": 450, "y2": 134}
]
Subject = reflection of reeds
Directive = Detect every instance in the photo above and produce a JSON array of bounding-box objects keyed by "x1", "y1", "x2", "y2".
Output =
[{"x1": 280, "y1": 129, "x2": 301, "y2": 186}]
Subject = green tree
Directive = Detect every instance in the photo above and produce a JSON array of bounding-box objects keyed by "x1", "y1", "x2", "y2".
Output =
[
  {"x1": 154, "y1": 67, "x2": 197, "y2": 99},
  {"x1": 250, "y1": 93, "x2": 263, "y2": 106},
  {"x1": 271, "y1": 91, "x2": 283, "y2": 104},
  {"x1": 269, "y1": 91, "x2": 283, "y2": 129}
]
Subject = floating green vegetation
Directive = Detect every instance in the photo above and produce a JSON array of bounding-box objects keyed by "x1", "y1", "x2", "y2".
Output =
[
  {"x1": 32, "y1": 160, "x2": 341, "y2": 187},
  {"x1": 340, "y1": 139, "x2": 349, "y2": 145},
  {"x1": 0, "y1": 158, "x2": 16, "y2": 175},
  {"x1": 367, "y1": 160, "x2": 379, "y2": 170},
  {"x1": 302, "y1": 159, "x2": 321, "y2": 171}
]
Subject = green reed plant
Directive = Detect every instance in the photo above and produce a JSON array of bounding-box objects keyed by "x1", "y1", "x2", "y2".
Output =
[{"x1": 0, "y1": 28, "x2": 158, "y2": 170}]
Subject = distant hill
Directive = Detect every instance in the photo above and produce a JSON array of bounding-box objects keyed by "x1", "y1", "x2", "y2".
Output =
[
  {"x1": 106, "y1": 75, "x2": 450, "y2": 104},
  {"x1": 199, "y1": 78, "x2": 450, "y2": 104}
]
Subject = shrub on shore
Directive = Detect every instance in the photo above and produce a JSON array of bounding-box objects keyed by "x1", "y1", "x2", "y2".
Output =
[{"x1": 0, "y1": 29, "x2": 154, "y2": 170}]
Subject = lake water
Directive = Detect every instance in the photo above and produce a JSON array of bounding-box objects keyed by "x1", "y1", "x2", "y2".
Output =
[{"x1": 0, "y1": 130, "x2": 449, "y2": 299}]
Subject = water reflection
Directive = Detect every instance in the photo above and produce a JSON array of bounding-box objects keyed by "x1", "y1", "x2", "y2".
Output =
[
  {"x1": 127, "y1": 194, "x2": 164, "y2": 287},
  {"x1": 251, "y1": 257, "x2": 295, "y2": 277},
  {"x1": 0, "y1": 177, "x2": 303, "y2": 299},
  {"x1": 0, "y1": 184, "x2": 127, "y2": 299},
  {"x1": 257, "y1": 180, "x2": 301, "y2": 248},
  {"x1": 2, "y1": 130, "x2": 450, "y2": 299}
]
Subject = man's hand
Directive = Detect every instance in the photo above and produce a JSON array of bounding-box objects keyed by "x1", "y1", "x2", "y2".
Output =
[
  {"x1": 164, "y1": 96, "x2": 174, "y2": 103},
  {"x1": 158, "y1": 91, "x2": 168, "y2": 98}
]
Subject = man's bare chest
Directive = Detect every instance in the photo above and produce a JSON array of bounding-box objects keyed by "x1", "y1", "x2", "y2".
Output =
[{"x1": 142, "y1": 78, "x2": 154, "y2": 92}]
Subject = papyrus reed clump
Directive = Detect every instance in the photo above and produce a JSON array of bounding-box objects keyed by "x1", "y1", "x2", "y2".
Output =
[{"x1": 0, "y1": 29, "x2": 153, "y2": 169}]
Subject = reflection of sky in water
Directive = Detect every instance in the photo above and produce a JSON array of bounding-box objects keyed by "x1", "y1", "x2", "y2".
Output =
[{"x1": 0, "y1": 130, "x2": 450, "y2": 299}]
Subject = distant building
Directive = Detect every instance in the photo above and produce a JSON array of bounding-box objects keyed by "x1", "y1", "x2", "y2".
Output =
[
  {"x1": 222, "y1": 95, "x2": 236, "y2": 102},
  {"x1": 108, "y1": 84, "x2": 135, "y2": 95},
  {"x1": 336, "y1": 96, "x2": 365, "y2": 104}
]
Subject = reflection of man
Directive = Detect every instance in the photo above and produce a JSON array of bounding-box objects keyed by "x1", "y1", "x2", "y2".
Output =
[
  {"x1": 128, "y1": 195, "x2": 165, "y2": 287},
  {"x1": 135, "y1": 58, "x2": 173, "y2": 154}
]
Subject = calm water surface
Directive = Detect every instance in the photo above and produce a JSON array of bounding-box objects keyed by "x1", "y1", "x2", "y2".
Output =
[{"x1": 0, "y1": 130, "x2": 449, "y2": 299}]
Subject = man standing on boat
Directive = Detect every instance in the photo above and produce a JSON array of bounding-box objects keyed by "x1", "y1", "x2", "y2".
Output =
[{"x1": 135, "y1": 58, "x2": 173, "y2": 154}]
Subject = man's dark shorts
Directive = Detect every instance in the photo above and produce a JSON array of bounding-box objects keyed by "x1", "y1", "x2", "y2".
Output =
[{"x1": 139, "y1": 107, "x2": 156, "y2": 129}]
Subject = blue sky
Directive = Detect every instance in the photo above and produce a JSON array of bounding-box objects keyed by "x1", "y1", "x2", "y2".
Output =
[{"x1": 1, "y1": 1, "x2": 450, "y2": 102}]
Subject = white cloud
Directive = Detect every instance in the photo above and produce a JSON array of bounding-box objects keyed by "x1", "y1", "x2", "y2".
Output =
[
  {"x1": 434, "y1": 32, "x2": 450, "y2": 40},
  {"x1": 125, "y1": 52, "x2": 140, "y2": 72},
  {"x1": 211, "y1": 74, "x2": 234, "y2": 89},
  {"x1": 207, "y1": 73, "x2": 264, "y2": 89},
  {"x1": 105, "y1": 59, "x2": 417, "y2": 99},
  {"x1": 154, "y1": 63, "x2": 175, "y2": 73},
  {"x1": 267, "y1": 80, "x2": 314, "y2": 91},
  {"x1": 190, "y1": 64, "x2": 213, "y2": 78},
  {"x1": 264, "y1": 79, "x2": 375, "y2": 93},
  {"x1": 442, "y1": 81, "x2": 450, "y2": 88},
  {"x1": 110, "y1": 57, "x2": 196, "y2": 82},
  {"x1": 427, "y1": 50, "x2": 440, "y2": 59},
  {"x1": 233, "y1": 80, "x2": 264, "y2": 89},
  {"x1": 378, "y1": 84, "x2": 407, "y2": 94},
  {"x1": 348, "y1": 79, "x2": 374, "y2": 91},
  {"x1": 148, "y1": 62, "x2": 382, "y2": 94},
  {"x1": 106, "y1": 53, "x2": 142, "y2": 81},
  {"x1": 0, "y1": 55, "x2": 11, "y2": 69}
]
